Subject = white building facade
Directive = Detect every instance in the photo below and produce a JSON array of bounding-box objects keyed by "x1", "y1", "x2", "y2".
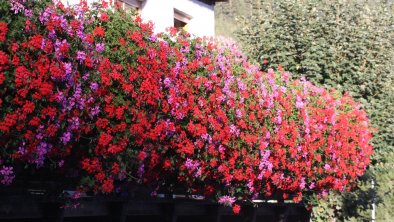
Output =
[{"x1": 63, "y1": 0, "x2": 227, "y2": 37}]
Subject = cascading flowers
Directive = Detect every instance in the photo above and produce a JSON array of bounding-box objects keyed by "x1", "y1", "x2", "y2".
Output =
[{"x1": 0, "y1": 0, "x2": 373, "y2": 215}]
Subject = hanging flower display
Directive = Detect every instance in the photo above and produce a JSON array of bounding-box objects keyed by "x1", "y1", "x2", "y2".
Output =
[{"x1": 0, "y1": 0, "x2": 373, "y2": 214}]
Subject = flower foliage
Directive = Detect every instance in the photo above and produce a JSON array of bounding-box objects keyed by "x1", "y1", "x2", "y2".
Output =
[{"x1": 0, "y1": 0, "x2": 373, "y2": 210}]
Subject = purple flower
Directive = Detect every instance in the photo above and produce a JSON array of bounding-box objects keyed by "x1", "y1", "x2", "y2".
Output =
[
  {"x1": 180, "y1": 46, "x2": 190, "y2": 53},
  {"x1": 184, "y1": 158, "x2": 199, "y2": 171},
  {"x1": 218, "y1": 195, "x2": 236, "y2": 206},
  {"x1": 95, "y1": 43, "x2": 105, "y2": 53},
  {"x1": 35, "y1": 142, "x2": 52, "y2": 167},
  {"x1": 48, "y1": 30, "x2": 57, "y2": 40},
  {"x1": 275, "y1": 110, "x2": 282, "y2": 124},
  {"x1": 36, "y1": 132, "x2": 44, "y2": 140},
  {"x1": 10, "y1": 0, "x2": 25, "y2": 14},
  {"x1": 55, "y1": 39, "x2": 69, "y2": 58},
  {"x1": 61, "y1": 132, "x2": 72, "y2": 144},
  {"x1": 90, "y1": 105, "x2": 100, "y2": 116},
  {"x1": 229, "y1": 124, "x2": 240, "y2": 136},
  {"x1": 90, "y1": 82, "x2": 98, "y2": 91},
  {"x1": 70, "y1": 117, "x2": 80, "y2": 130},
  {"x1": 237, "y1": 79, "x2": 246, "y2": 91},
  {"x1": 330, "y1": 112, "x2": 336, "y2": 126},
  {"x1": 64, "y1": 62, "x2": 72, "y2": 75},
  {"x1": 219, "y1": 145, "x2": 226, "y2": 153},
  {"x1": 295, "y1": 94, "x2": 305, "y2": 109},
  {"x1": 39, "y1": 7, "x2": 51, "y2": 24},
  {"x1": 262, "y1": 150, "x2": 270, "y2": 161},
  {"x1": 58, "y1": 160, "x2": 65, "y2": 167},
  {"x1": 77, "y1": 98, "x2": 85, "y2": 110},
  {"x1": 195, "y1": 168, "x2": 202, "y2": 177},
  {"x1": 147, "y1": 48, "x2": 156, "y2": 59},
  {"x1": 174, "y1": 62, "x2": 181, "y2": 77},
  {"x1": 77, "y1": 30, "x2": 85, "y2": 40},
  {"x1": 299, "y1": 177, "x2": 306, "y2": 189},
  {"x1": 72, "y1": 191, "x2": 81, "y2": 199},
  {"x1": 118, "y1": 170, "x2": 127, "y2": 181},
  {"x1": 24, "y1": 9, "x2": 33, "y2": 17},
  {"x1": 167, "y1": 95, "x2": 174, "y2": 105},
  {"x1": 76, "y1": 51, "x2": 86, "y2": 63},
  {"x1": 149, "y1": 35, "x2": 157, "y2": 42},
  {"x1": 0, "y1": 166, "x2": 15, "y2": 185},
  {"x1": 73, "y1": 84, "x2": 82, "y2": 99},
  {"x1": 17, "y1": 146, "x2": 26, "y2": 155},
  {"x1": 264, "y1": 131, "x2": 271, "y2": 140},
  {"x1": 247, "y1": 180, "x2": 255, "y2": 193},
  {"x1": 235, "y1": 109, "x2": 242, "y2": 118},
  {"x1": 82, "y1": 72, "x2": 90, "y2": 81},
  {"x1": 138, "y1": 164, "x2": 145, "y2": 178},
  {"x1": 60, "y1": 16, "x2": 68, "y2": 30},
  {"x1": 163, "y1": 77, "x2": 171, "y2": 88}
]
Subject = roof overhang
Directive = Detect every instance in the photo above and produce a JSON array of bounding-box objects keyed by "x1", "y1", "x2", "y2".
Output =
[{"x1": 198, "y1": 0, "x2": 229, "y2": 5}]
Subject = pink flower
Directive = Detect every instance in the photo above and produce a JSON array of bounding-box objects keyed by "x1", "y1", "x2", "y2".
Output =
[{"x1": 218, "y1": 195, "x2": 236, "y2": 206}]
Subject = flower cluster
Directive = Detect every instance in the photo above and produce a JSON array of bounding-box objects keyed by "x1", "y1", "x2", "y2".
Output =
[
  {"x1": 136, "y1": 35, "x2": 373, "y2": 210},
  {"x1": 0, "y1": 0, "x2": 373, "y2": 214}
]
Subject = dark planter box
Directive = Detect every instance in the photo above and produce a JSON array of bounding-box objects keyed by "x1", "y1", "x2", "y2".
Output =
[
  {"x1": 0, "y1": 183, "x2": 311, "y2": 222},
  {"x1": 0, "y1": 196, "x2": 311, "y2": 222}
]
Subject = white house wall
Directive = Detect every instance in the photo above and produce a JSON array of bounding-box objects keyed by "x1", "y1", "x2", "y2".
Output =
[
  {"x1": 61, "y1": 0, "x2": 216, "y2": 37},
  {"x1": 173, "y1": 0, "x2": 215, "y2": 37},
  {"x1": 140, "y1": 0, "x2": 174, "y2": 34}
]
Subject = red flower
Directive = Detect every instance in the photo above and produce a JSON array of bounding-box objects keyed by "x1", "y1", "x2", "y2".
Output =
[
  {"x1": 22, "y1": 101, "x2": 35, "y2": 114},
  {"x1": 95, "y1": 172, "x2": 105, "y2": 182},
  {"x1": 70, "y1": 20, "x2": 80, "y2": 29},
  {"x1": 93, "y1": 26, "x2": 105, "y2": 38},
  {"x1": 232, "y1": 204, "x2": 241, "y2": 214},
  {"x1": 101, "y1": 0, "x2": 109, "y2": 8},
  {"x1": 111, "y1": 163, "x2": 120, "y2": 174},
  {"x1": 137, "y1": 151, "x2": 147, "y2": 161},
  {"x1": 85, "y1": 56, "x2": 93, "y2": 68},
  {"x1": 108, "y1": 144, "x2": 123, "y2": 154},
  {"x1": 0, "y1": 50, "x2": 9, "y2": 71},
  {"x1": 163, "y1": 159, "x2": 172, "y2": 169},
  {"x1": 11, "y1": 54, "x2": 20, "y2": 66},
  {"x1": 96, "y1": 118, "x2": 109, "y2": 129},
  {"x1": 38, "y1": 82, "x2": 54, "y2": 98},
  {"x1": 0, "y1": 22, "x2": 7, "y2": 42},
  {"x1": 85, "y1": 34, "x2": 94, "y2": 44},
  {"x1": 0, "y1": 72, "x2": 4, "y2": 84},
  {"x1": 11, "y1": 43, "x2": 19, "y2": 52},
  {"x1": 81, "y1": 158, "x2": 102, "y2": 173},
  {"x1": 100, "y1": 12, "x2": 109, "y2": 22},
  {"x1": 98, "y1": 132, "x2": 113, "y2": 147},
  {"x1": 29, "y1": 34, "x2": 43, "y2": 50},
  {"x1": 102, "y1": 179, "x2": 114, "y2": 193}
]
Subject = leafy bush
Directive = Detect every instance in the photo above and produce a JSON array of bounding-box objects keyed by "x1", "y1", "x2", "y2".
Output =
[{"x1": 0, "y1": 0, "x2": 374, "y2": 214}]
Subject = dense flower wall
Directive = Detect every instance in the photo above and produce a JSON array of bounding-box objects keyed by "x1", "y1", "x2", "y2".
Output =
[{"x1": 0, "y1": 0, "x2": 373, "y2": 213}]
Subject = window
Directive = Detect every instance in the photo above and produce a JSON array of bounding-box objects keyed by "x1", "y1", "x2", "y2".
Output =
[
  {"x1": 174, "y1": 9, "x2": 191, "y2": 32},
  {"x1": 116, "y1": 0, "x2": 141, "y2": 12}
]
